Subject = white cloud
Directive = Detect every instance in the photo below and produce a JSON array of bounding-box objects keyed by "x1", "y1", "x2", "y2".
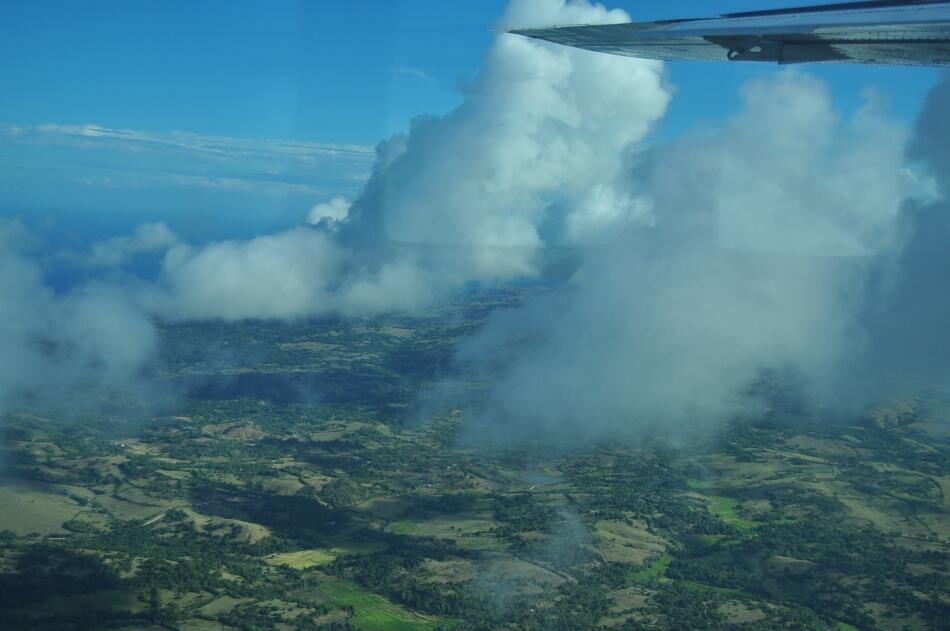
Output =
[
  {"x1": 338, "y1": 257, "x2": 440, "y2": 317},
  {"x1": 150, "y1": 228, "x2": 344, "y2": 321},
  {"x1": 498, "y1": 0, "x2": 630, "y2": 29},
  {"x1": 1, "y1": 123, "x2": 375, "y2": 199},
  {"x1": 307, "y1": 196, "x2": 352, "y2": 225},
  {"x1": 344, "y1": 0, "x2": 670, "y2": 287},
  {"x1": 392, "y1": 66, "x2": 433, "y2": 80},
  {"x1": 10, "y1": 123, "x2": 373, "y2": 164},
  {"x1": 711, "y1": 73, "x2": 925, "y2": 257},
  {"x1": 128, "y1": 0, "x2": 673, "y2": 321},
  {"x1": 82, "y1": 222, "x2": 179, "y2": 267},
  {"x1": 451, "y1": 70, "x2": 934, "y2": 442},
  {"x1": 0, "y1": 221, "x2": 158, "y2": 414}
]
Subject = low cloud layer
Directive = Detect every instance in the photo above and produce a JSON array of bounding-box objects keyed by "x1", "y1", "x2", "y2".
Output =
[
  {"x1": 152, "y1": 228, "x2": 343, "y2": 321},
  {"x1": 450, "y1": 71, "x2": 944, "y2": 442},
  {"x1": 80, "y1": 222, "x2": 180, "y2": 268},
  {"x1": 0, "y1": 222, "x2": 158, "y2": 415}
]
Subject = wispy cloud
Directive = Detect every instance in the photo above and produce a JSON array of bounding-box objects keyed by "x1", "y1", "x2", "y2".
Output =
[
  {"x1": 0, "y1": 123, "x2": 375, "y2": 198},
  {"x1": 74, "y1": 172, "x2": 323, "y2": 195},
  {"x1": 2, "y1": 123, "x2": 374, "y2": 163},
  {"x1": 391, "y1": 66, "x2": 434, "y2": 80}
]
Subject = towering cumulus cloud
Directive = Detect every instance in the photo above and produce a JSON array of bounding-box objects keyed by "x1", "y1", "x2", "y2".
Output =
[
  {"x1": 342, "y1": 0, "x2": 668, "y2": 282},
  {"x1": 139, "y1": 0, "x2": 670, "y2": 321}
]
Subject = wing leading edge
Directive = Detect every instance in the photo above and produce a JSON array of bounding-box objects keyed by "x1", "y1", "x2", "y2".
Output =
[{"x1": 509, "y1": 1, "x2": 950, "y2": 66}]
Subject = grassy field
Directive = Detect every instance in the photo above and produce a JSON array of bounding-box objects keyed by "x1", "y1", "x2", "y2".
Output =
[
  {"x1": 0, "y1": 306, "x2": 946, "y2": 631},
  {"x1": 629, "y1": 553, "x2": 672, "y2": 583},
  {"x1": 686, "y1": 479, "x2": 719, "y2": 491},
  {"x1": 265, "y1": 542, "x2": 386, "y2": 569},
  {"x1": 480, "y1": 557, "x2": 566, "y2": 591},
  {"x1": 198, "y1": 595, "x2": 250, "y2": 617},
  {"x1": 385, "y1": 516, "x2": 502, "y2": 550},
  {"x1": 94, "y1": 493, "x2": 170, "y2": 521},
  {"x1": 681, "y1": 580, "x2": 742, "y2": 595},
  {"x1": 704, "y1": 495, "x2": 757, "y2": 532},
  {"x1": 0, "y1": 483, "x2": 83, "y2": 535},
  {"x1": 387, "y1": 520, "x2": 420, "y2": 534},
  {"x1": 319, "y1": 580, "x2": 455, "y2": 631},
  {"x1": 266, "y1": 549, "x2": 336, "y2": 568},
  {"x1": 595, "y1": 520, "x2": 668, "y2": 564}
]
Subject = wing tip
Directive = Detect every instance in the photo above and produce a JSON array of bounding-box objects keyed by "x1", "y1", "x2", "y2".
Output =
[{"x1": 504, "y1": 23, "x2": 617, "y2": 35}]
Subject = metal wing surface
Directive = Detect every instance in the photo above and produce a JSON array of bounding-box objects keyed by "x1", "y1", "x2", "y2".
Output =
[{"x1": 509, "y1": 0, "x2": 950, "y2": 66}]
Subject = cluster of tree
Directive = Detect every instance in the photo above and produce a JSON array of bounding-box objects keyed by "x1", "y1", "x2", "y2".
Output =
[
  {"x1": 131, "y1": 557, "x2": 223, "y2": 594},
  {"x1": 663, "y1": 514, "x2": 950, "y2": 629},
  {"x1": 492, "y1": 493, "x2": 557, "y2": 535},
  {"x1": 319, "y1": 476, "x2": 364, "y2": 508},
  {"x1": 219, "y1": 602, "x2": 286, "y2": 630}
]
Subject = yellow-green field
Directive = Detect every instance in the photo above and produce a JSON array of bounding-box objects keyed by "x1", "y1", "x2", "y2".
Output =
[
  {"x1": 594, "y1": 520, "x2": 668, "y2": 564},
  {"x1": 266, "y1": 549, "x2": 336, "y2": 568},
  {"x1": 265, "y1": 542, "x2": 386, "y2": 569},
  {"x1": 319, "y1": 580, "x2": 456, "y2": 631},
  {"x1": 704, "y1": 496, "x2": 757, "y2": 532}
]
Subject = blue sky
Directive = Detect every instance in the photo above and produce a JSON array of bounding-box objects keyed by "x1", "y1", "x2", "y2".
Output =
[{"x1": 0, "y1": 0, "x2": 943, "y2": 243}]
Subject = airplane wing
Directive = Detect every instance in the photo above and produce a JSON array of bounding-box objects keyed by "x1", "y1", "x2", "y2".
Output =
[{"x1": 509, "y1": 0, "x2": 950, "y2": 66}]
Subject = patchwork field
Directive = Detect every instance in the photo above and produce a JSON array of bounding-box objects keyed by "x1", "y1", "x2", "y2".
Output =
[
  {"x1": 319, "y1": 580, "x2": 455, "y2": 631},
  {"x1": 703, "y1": 495, "x2": 757, "y2": 532},
  {"x1": 0, "y1": 309, "x2": 946, "y2": 630},
  {"x1": 385, "y1": 515, "x2": 503, "y2": 550}
]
